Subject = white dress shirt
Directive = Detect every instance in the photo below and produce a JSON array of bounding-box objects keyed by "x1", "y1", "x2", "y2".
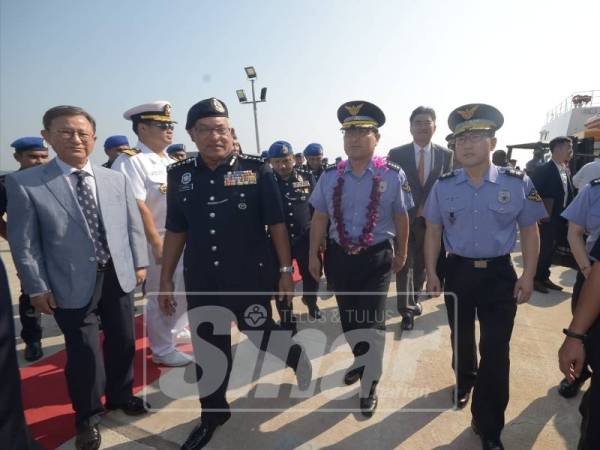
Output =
[
  {"x1": 55, "y1": 156, "x2": 98, "y2": 205},
  {"x1": 552, "y1": 159, "x2": 569, "y2": 207}
]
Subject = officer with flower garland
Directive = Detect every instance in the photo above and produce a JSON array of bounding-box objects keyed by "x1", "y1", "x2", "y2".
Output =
[
  {"x1": 424, "y1": 103, "x2": 547, "y2": 450},
  {"x1": 309, "y1": 100, "x2": 413, "y2": 417}
]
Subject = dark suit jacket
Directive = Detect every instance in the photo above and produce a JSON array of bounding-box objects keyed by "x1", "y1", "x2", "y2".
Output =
[
  {"x1": 530, "y1": 160, "x2": 574, "y2": 220},
  {"x1": 388, "y1": 143, "x2": 453, "y2": 215}
]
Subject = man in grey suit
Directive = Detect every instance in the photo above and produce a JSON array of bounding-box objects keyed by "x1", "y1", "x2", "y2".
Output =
[
  {"x1": 388, "y1": 106, "x2": 453, "y2": 330},
  {"x1": 6, "y1": 105, "x2": 150, "y2": 450}
]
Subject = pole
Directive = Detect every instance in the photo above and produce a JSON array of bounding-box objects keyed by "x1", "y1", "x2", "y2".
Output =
[{"x1": 250, "y1": 79, "x2": 261, "y2": 154}]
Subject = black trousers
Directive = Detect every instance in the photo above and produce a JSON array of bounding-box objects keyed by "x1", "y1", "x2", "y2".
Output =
[
  {"x1": 19, "y1": 292, "x2": 42, "y2": 344},
  {"x1": 324, "y1": 240, "x2": 392, "y2": 396},
  {"x1": 535, "y1": 219, "x2": 564, "y2": 281},
  {"x1": 53, "y1": 263, "x2": 135, "y2": 430},
  {"x1": 396, "y1": 217, "x2": 426, "y2": 313},
  {"x1": 276, "y1": 234, "x2": 319, "y2": 326},
  {"x1": 187, "y1": 295, "x2": 302, "y2": 425},
  {"x1": 579, "y1": 316, "x2": 600, "y2": 450},
  {"x1": 444, "y1": 254, "x2": 517, "y2": 440}
]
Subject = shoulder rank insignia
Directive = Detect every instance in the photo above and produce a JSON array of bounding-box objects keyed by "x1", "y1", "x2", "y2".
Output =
[
  {"x1": 325, "y1": 163, "x2": 338, "y2": 172},
  {"x1": 500, "y1": 168, "x2": 524, "y2": 179},
  {"x1": 120, "y1": 147, "x2": 140, "y2": 157},
  {"x1": 386, "y1": 159, "x2": 401, "y2": 172},
  {"x1": 401, "y1": 180, "x2": 411, "y2": 193},
  {"x1": 527, "y1": 187, "x2": 542, "y2": 202},
  {"x1": 167, "y1": 156, "x2": 197, "y2": 171},
  {"x1": 590, "y1": 178, "x2": 600, "y2": 186},
  {"x1": 238, "y1": 153, "x2": 264, "y2": 164},
  {"x1": 439, "y1": 170, "x2": 456, "y2": 180}
]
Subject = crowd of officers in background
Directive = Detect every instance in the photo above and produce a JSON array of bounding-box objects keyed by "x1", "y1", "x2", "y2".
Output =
[{"x1": 0, "y1": 98, "x2": 598, "y2": 450}]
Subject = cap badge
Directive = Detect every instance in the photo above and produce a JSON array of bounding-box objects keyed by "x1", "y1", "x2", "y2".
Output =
[
  {"x1": 211, "y1": 98, "x2": 225, "y2": 113},
  {"x1": 456, "y1": 105, "x2": 479, "y2": 120},
  {"x1": 281, "y1": 145, "x2": 289, "y2": 155},
  {"x1": 345, "y1": 103, "x2": 363, "y2": 116},
  {"x1": 163, "y1": 104, "x2": 172, "y2": 117}
]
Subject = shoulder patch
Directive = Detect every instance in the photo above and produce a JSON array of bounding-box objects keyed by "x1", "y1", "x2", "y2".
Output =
[
  {"x1": 401, "y1": 180, "x2": 411, "y2": 193},
  {"x1": 325, "y1": 163, "x2": 338, "y2": 172},
  {"x1": 590, "y1": 178, "x2": 600, "y2": 186},
  {"x1": 167, "y1": 156, "x2": 196, "y2": 172},
  {"x1": 385, "y1": 159, "x2": 401, "y2": 172},
  {"x1": 120, "y1": 147, "x2": 140, "y2": 157},
  {"x1": 500, "y1": 167, "x2": 524, "y2": 179},
  {"x1": 238, "y1": 153, "x2": 264, "y2": 164},
  {"x1": 439, "y1": 170, "x2": 456, "y2": 180},
  {"x1": 527, "y1": 187, "x2": 542, "y2": 202}
]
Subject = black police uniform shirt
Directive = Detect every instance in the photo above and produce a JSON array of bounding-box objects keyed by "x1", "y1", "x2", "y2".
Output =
[
  {"x1": 0, "y1": 175, "x2": 6, "y2": 217},
  {"x1": 166, "y1": 152, "x2": 286, "y2": 293},
  {"x1": 275, "y1": 168, "x2": 316, "y2": 245}
]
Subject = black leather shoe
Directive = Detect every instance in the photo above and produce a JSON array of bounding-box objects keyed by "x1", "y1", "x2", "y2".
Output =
[
  {"x1": 533, "y1": 280, "x2": 549, "y2": 293},
  {"x1": 472, "y1": 420, "x2": 504, "y2": 450},
  {"x1": 105, "y1": 396, "x2": 150, "y2": 415},
  {"x1": 401, "y1": 311, "x2": 415, "y2": 330},
  {"x1": 344, "y1": 366, "x2": 363, "y2": 385},
  {"x1": 181, "y1": 415, "x2": 230, "y2": 450},
  {"x1": 75, "y1": 424, "x2": 101, "y2": 450},
  {"x1": 558, "y1": 370, "x2": 591, "y2": 398},
  {"x1": 360, "y1": 384, "x2": 378, "y2": 418},
  {"x1": 542, "y1": 279, "x2": 563, "y2": 291},
  {"x1": 452, "y1": 388, "x2": 470, "y2": 409},
  {"x1": 24, "y1": 341, "x2": 43, "y2": 362},
  {"x1": 413, "y1": 302, "x2": 423, "y2": 316},
  {"x1": 308, "y1": 304, "x2": 322, "y2": 319},
  {"x1": 294, "y1": 350, "x2": 312, "y2": 390}
]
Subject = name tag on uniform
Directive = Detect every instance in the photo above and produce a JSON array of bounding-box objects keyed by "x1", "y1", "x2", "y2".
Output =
[
  {"x1": 292, "y1": 180, "x2": 310, "y2": 189},
  {"x1": 178, "y1": 184, "x2": 193, "y2": 192},
  {"x1": 224, "y1": 170, "x2": 257, "y2": 186}
]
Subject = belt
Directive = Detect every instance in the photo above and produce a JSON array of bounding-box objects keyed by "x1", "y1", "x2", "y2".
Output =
[
  {"x1": 328, "y1": 239, "x2": 392, "y2": 256},
  {"x1": 448, "y1": 253, "x2": 510, "y2": 269},
  {"x1": 97, "y1": 258, "x2": 113, "y2": 272}
]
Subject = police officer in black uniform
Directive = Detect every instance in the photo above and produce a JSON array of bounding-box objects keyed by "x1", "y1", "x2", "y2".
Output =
[
  {"x1": 268, "y1": 140, "x2": 321, "y2": 326},
  {"x1": 1, "y1": 137, "x2": 49, "y2": 362},
  {"x1": 158, "y1": 98, "x2": 312, "y2": 450}
]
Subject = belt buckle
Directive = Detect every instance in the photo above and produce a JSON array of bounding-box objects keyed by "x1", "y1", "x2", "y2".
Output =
[{"x1": 474, "y1": 260, "x2": 488, "y2": 269}]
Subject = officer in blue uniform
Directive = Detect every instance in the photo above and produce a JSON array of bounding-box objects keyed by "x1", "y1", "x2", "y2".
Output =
[
  {"x1": 268, "y1": 140, "x2": 321, "y2": 326},
  {"x1": 303, "y1": 143, "x2": 326, "y2": 180},
  {"x1": 556, "y1": 179, "x2": 600, "y2": 396},
  {"x1": 424, "y1": 104, "x2": 547, "y2": 450},
  {"x1": 158, "y1": 98, "x2": 312, "y2": 450},
  {"x1": 0, "y1": 137, "x2": 49, "y2": 362},
  {"x1": 102, "y1": 135, "x2": 130, "y2": 168},
  {"x1": 309, "y1": 100, "x2": 412, "y2": 418}
]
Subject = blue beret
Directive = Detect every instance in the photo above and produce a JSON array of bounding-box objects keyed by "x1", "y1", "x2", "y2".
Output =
[
  {"x1": 167, "y1": 143, "x2": 186, "y2": 154},
  {"x1": 268, "y1": 140, "x2": 293, "y2": 159},
  {"x1": 11, "y1": 137, "x2": 47, "y2": 153},
  {"x1": 260, "y1": 150, "x2": 269, "y2": 159},
  {"x1": 104, "y1": 135, "x2": 129, "y2": 150},
  {"x1": 303, "y1": 143, "x2": 323, "y2": 156}
]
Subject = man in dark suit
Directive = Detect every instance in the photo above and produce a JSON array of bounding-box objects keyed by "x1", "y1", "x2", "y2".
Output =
[
  {"x1": 530, "y1": 136, "x2": 575, "y2": 293},
  {"x1": 6, "y1": 105, "x2": 150, "y2": 450},
  {"x1": 388, "y1": 106, "x2": 453, "y2": 330}
]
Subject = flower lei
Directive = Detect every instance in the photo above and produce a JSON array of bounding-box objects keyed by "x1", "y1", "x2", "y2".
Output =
[{"x1": 332, "y1": 156, "x2": 388, "y2": 254}]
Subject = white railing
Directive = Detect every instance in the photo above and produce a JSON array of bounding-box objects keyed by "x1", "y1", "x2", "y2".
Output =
[{"x1": 545, "y1": 90, "x2": 600, "y2": 124}]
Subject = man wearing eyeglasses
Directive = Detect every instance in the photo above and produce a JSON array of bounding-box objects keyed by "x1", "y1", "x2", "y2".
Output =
[
  {"x1": 159, "y1": 98, "x2": 312, "y2": 450},
  {"x1": 113, "y1": 101, "x2": 190, "y2": 367},
  {"x1": 424, "y1": 104, "x2": 546, "y2": 450}
]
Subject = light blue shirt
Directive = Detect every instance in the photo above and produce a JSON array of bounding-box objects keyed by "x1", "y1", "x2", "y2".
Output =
[
  {"x1": 424, "y1": 164, "x2": 547, "y2": 258},
  {"x1": 561, "y1": 180, "x2": 600, "y2": 254},
  {"x1": 309, "y1": 159, "x2": 414, "y2": 245}
]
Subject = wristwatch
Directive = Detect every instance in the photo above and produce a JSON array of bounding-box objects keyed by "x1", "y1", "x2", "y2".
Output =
[
  {"x1": 563, "y1": 328, "x2": 587, "y2": 342},
  {"x1": 279, "y1": 266, "x2": 294, "y2": 274}
]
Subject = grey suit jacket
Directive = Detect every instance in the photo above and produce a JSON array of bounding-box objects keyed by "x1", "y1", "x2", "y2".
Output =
[
  {"x1": 388, "y1": 143, "x2": 453, "y2": 215},
  {"x1": 6, "y1": 158, "x2": 148, "y2": 309}
]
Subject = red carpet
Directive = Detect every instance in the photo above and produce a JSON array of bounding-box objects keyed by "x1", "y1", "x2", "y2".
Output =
[{"x1": 21, "y1": 266, "x2": 302, "y2": 449}]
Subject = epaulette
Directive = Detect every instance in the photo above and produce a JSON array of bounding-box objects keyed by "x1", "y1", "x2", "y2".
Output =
[
  {"x1": 167, "y1": 156, "x2": 196, "y2": 172},
  {"x1": 590, "y1": 178, "x2": 600, "y2": 187},
  {"x1": 439, "y1": 170, "x2": 456, "y2": 180},
  {"x1": 238, "y1": 153, "x2": 264, "y2": 164},
  {"x1": 499, "y1": 167, "x2": 524, "y2": 179},
  {"x1": 385, "y1": 159, "x2": 401, "y2": 172},
  {"x1": 324, "y1": 163, "x2": 337, "y2": 172},
  {"x1": 120, "y1": 147, "x2": 140, "y2": 157}
]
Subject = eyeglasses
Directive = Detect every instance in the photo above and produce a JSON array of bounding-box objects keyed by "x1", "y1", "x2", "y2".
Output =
[
  {"x1": 341, "y1": 128, "x2": 376, "y2": 137},
  {"x1": 455, "y1": 132, "x2": 490, "y2": 145},
  {"x1": 193, "y1": 127, "x2": 231, "y2": 137},
  {"x1": 147, "y1": 121, "x2": 175, "y2": 130},
  {"x1": 53, "y1": 129, "x2": 93, "y2": 142}
]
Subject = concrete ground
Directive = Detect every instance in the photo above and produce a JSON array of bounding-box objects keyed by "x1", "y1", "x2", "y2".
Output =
[{"x1": 2, "y1": 239, "x2": 583, "y2": 449}]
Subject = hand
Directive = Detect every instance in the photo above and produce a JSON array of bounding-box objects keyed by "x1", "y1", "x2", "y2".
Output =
[
  {"x1": 158, "y1": 280, "x2": 176, "y2": 316},
  {"x1": 513, "y1": 274, "x2": 533, "y2": 304},
  {"x1": 320, "y1": 239, "x2": 327, "y2": 253},
  {"x1": 426, "y1": 273, "x2": 441, "y2": 297},
  {"x1": 582, "y1": 266, "x2": 592, "y2": 279},
  {"x1": 152, "y1": 241, "x2": 164, "y2": 265},
  {"x1": 278, "y1": 273, "x2": 294, "y2": 302},
  {"x1": 31, "y1": 292, "x2": 57, "y2": 315},
  {"x1": 391, "y1": 253, "x2": 407, "y2": 273},
  {"x1": 135, "y1": 268, "x2": 147, "y2": 285},
  {"x1": 558, "y1": 337, "x2": 586, "y2": 383},
  {"x1": 309, "y1": 254, "x2": 322, "y2": 282}
]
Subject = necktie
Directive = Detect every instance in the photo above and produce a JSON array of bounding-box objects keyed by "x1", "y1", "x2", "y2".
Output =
[
  {"x1": 74, "y1": 171, "x2": 111, "y2": 266},
  {"x1": 418, "y1": 148, "x2": 425, "y2": 186}
]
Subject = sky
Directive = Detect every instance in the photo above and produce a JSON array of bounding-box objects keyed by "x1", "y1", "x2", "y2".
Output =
[{"x1": 1, "y1": 0, "x2": 599, "y2": 172}]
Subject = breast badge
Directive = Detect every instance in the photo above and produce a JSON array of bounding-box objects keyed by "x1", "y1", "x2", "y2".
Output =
[
  {"x1": 159, "y1": 183, "x2": 167, "y2": 194},
  {"x1": 498, "y1": 189, "x2": 511, "y2": 204}
]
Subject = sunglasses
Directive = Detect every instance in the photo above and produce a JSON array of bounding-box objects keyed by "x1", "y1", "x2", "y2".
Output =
[{"x1": 146, "y1": 121, "x2": 175, "y2": 130}]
